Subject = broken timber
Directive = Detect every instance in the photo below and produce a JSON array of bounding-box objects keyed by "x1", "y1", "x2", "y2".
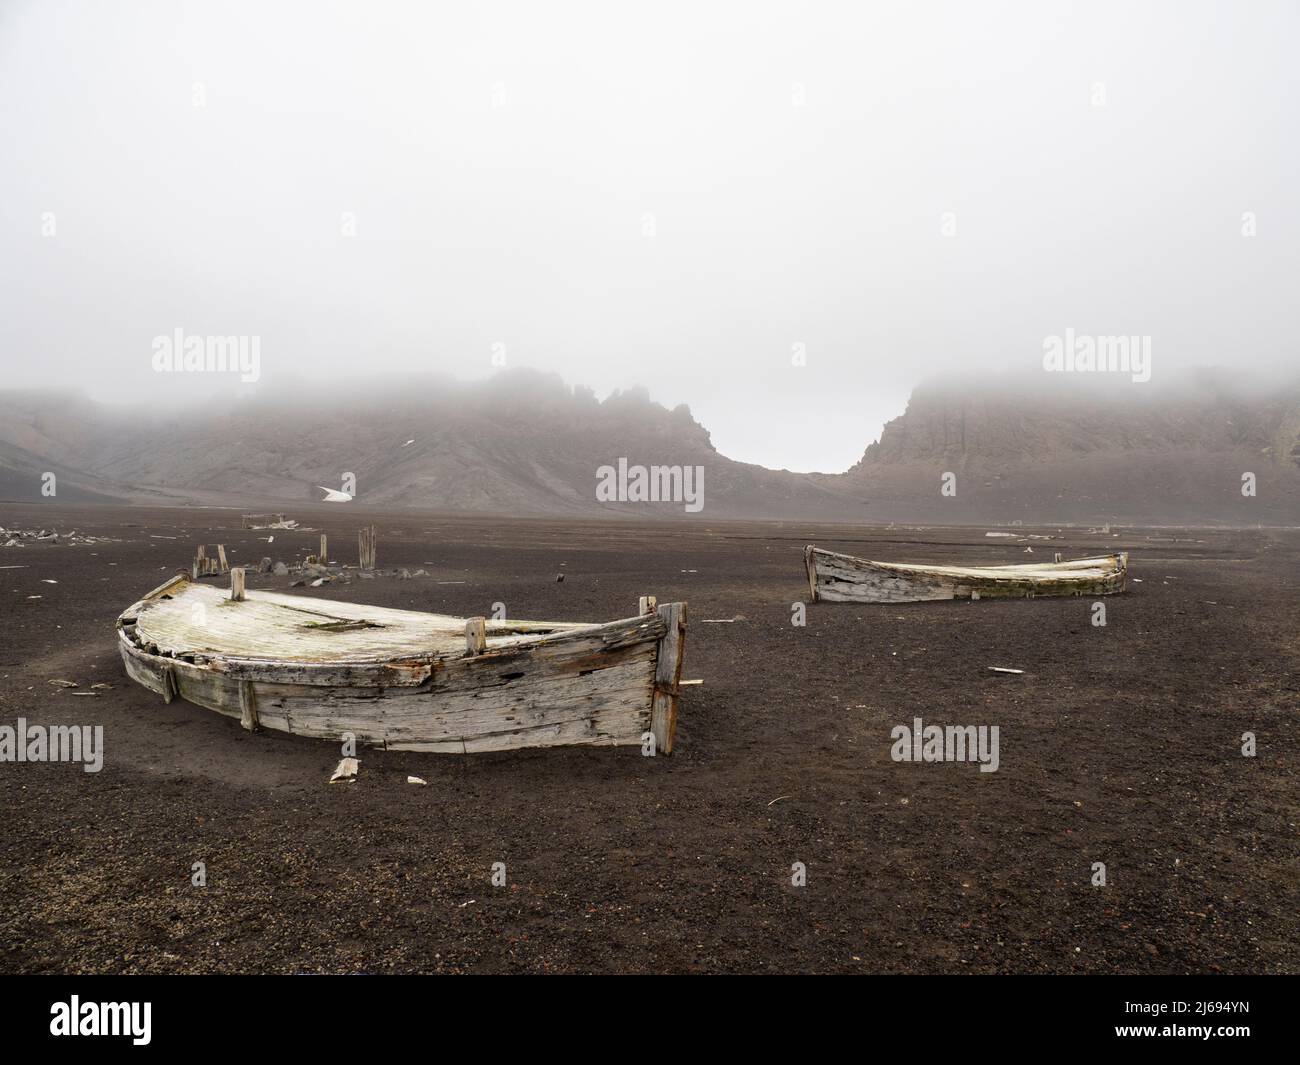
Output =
[
  {"x1": 116, "y1": 574, "x2": 690, "y2": 755},
  {"x1": 804, "y1": 546, "x2": 1128, "y2": 604},
  {"x1": 192, "y1": 544, "x2": 229, "y2": 579},
  {"x1": 358, "y1": 526, "x2": 377, "y2": 570}
]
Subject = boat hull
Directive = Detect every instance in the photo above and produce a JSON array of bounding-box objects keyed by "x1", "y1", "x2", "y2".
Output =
[
  {"x1": 805, "y1": 547, "x2": 1128, "y2": 604},
  {"x1": 118, "y1": 574, "x2": 687, "y2": 754}
]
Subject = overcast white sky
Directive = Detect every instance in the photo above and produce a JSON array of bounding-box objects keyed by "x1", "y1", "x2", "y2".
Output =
[{"x1": 2, "y1": 0, "x2": 1297, "y2": 471}]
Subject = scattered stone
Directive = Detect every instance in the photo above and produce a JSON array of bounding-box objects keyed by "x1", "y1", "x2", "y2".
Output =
[
  {"x1": 258, "y1": 557, "x2": 273, "y2": 573},
  {"x1": 407, "y1": 776, "x2": 428, "y2": 786},
  {"x1": 310, "y1": 577, "x2": 330, "y2": 587},
  {"x1": 556, "y1": 573, "x2": 565, "y2": 582},
  {"x1": 290, "y1": 579, "x2": 306, "y2": 587},
  {"x1": 273, "y1": 562, "x2": 289, "y2": 576},
  {"x1": 48, "y1": 679, "x2": 79, "y2": 688}
]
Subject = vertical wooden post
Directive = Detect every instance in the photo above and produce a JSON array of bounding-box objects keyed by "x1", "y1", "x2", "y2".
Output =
[
  {"x1": 465, "y1": 617, "x2": 487, "y2": 656},
  {"x1": 239, "y1": 679, "x2": 259, "y2": 732},
  {"x1": 320, "y1": 534, "x2": 328, "y2": 563},
  {"x1": 358, "y1": 526, "x2": 377, "y2": 570},
  {"x1": 650, "y1": 602, "x2": 687, "y2": 754},
  {"x1": 217, "y1": 544, "x2": 228, "y2": 573},
  {"x1": 638, "y1": 595, "x2": 657, "y2": 616},
  {"x1": 230, "y1": 568, "x2": 246, "y2": 601},
  {"x1": 1054, "y1": 551, "x2": 1063, "y2": 563},
  {"x1": 804, "y1": 545, "x2": 819, "y2": 602}
]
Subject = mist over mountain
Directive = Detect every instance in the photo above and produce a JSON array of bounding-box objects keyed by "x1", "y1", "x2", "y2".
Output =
[{"x1": 1, "y1": 368, "x2": 1297, "y2": 524}]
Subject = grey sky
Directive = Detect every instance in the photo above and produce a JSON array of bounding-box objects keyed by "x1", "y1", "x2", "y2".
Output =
[{"x1": 2, "y1": 0, "x2": 1296, "y2": 472}]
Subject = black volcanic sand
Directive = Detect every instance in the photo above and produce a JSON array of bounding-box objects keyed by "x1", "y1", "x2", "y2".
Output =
[{"x1": 0, "y1": 503, "x2": 1296, "y2": 975}]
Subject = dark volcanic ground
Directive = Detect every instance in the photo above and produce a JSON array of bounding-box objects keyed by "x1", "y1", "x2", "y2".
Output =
[{"x1": 0, "y1": 503, "x2": 1296, "y2": 974}]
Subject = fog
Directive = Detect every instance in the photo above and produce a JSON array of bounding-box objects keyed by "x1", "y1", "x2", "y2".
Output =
[{"x1": 2, "y1": 0, "x2": 1296, "y2": 472}]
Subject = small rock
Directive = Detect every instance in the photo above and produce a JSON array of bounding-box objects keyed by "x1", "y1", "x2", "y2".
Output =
[
  {"x1": 273, "y1": 562, "x2": 289, "y2": 576},
  {"x1": 556, "y1": 573, "x2": 565, "y2": 583},
  {"x1": 407, "y1": 776, "x2": 428, "y2": 786},
  {"x1": 258, "y1": 557, "x2": 273, "y2": 573}
]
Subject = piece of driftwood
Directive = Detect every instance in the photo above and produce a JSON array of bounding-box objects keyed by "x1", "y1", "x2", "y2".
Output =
[
  {"x1": 116, "y1": 573, "x2": 690, "y2": 755},
  {"x1": 230, "y1": 568, "x2": 246, "y2": 602},
  {"x1": 804, "y1": 546, "x2": 1128, "y2": 604},
  {"x1": 329, "y1": 757, "x2": 358, "y2": 783}
]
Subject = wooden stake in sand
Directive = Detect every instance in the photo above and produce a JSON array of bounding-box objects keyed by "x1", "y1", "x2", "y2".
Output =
[
  {"x1": 230, "y1": 568, "x2": 246, "y2": 602},
  {"x1": 650, "y1": 601, "x2": 687, "y2": 754},
  {"x1": 320, "y1": 534, "x2": 328, "y2": 563},
  {"x1": 639, "y1": 595, "x2": 657, "y2": 615}
]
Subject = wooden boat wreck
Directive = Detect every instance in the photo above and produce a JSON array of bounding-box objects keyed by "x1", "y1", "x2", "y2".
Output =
[
  {"x1": 117, "y1": 573, "x2": 687, "y2": 753},
  {"x1": 804, "y1": 547, "x2": 1128, "y2": 604}
]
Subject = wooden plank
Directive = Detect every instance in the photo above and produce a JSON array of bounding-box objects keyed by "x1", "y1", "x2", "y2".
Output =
[
  {"x1": 638, "y1": 595, "x2": 657, "y2": 616},
  {"x1": 650, "y1": 601, "x2": 687, "y2": 754}
]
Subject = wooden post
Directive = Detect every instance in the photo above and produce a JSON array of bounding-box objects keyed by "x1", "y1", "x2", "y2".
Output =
[
  {"x1": 358, "y1": 526, "x2": 377, "y2": 570},
  {"x1": 650, "y1": 602, "x2": 687, "y2": 754},
  {"x1": 320, "y1": 534, "x2": 328, "y2": 563},
  {"x1": 804, "y1": 545, "x2": 820, "y2": 602},
  {"x1": 638, "y1": 595, "x2": 657, "y2": 616},
  {"x1": 217, "y1": 545, "x2": 228, "y2": 573},
  {"x1": 1054, "y1": 552, "x2": 1063, "y2": 563},
  {"x1": 239, "y1": 679, "x2": 259, "y2": 732},
  {"x1": 230, "y1": 568, "x2": 246, "y2": 601},
  {"x1": 465, "y1": 617, "x2": 487, "y2": 656}
]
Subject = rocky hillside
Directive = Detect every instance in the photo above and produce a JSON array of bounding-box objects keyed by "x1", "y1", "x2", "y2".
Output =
[
  {"x1": 0, "y1": 371, "x2": 857, "y2": 520},
  {"x1": 835, "y1": 371, "x2": 1300, "y2": 524},
  {"x1": 1, "y1": 369, "x2": 1297, "y2": 524}
]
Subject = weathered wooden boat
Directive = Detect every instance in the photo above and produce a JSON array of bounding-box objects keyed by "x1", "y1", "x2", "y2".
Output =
[
  {"x1": 804, "y1": 547, "x2": 1128, "y2": 603},
  {"x1": 117, "y1": 573, "x2": 687, "y2": 753}
]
